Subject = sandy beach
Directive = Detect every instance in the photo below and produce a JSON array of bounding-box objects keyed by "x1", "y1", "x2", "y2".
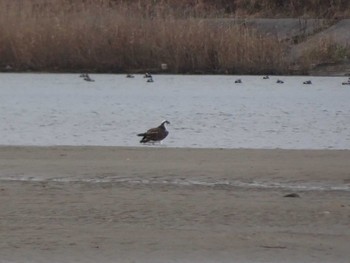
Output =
[{"x1": 0, "y1": 146, "x2": 349, "y2": 263}]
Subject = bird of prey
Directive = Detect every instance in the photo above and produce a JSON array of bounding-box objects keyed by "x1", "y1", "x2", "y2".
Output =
[{"x1": 137, "y1": 120, "x2": 170, "y2": 143}]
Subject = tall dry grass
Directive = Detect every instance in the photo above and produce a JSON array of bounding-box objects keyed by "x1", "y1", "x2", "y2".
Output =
[
  {"x1": 0, "y1": 0, "x2": 290, "y2": 73},
  {"x1": 299, "y1": 37, "x2": 350, "y2": 66},
  {"x1": 5, "y1": 0, "x2": 349, "y2": 74},
  {"x1": 9, "y1": 0, "x2": 350, "y2": 74}
]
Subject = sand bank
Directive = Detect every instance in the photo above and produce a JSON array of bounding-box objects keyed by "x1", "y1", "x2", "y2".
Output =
[{"x1": 0, "y1": 146, "x2": 349, "y2": 263}]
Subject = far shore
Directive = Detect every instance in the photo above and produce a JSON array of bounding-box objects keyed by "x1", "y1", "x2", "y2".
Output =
[{"x1": 1, "y1": 0, "x2": 349, "y2": 76}]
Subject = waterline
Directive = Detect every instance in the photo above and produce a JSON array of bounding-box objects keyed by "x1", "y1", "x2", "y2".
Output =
[{"x1": 1, "y1": 175, "x2": 349, "y2": 192}]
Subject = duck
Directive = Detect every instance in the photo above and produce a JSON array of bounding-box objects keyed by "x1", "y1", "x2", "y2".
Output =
[
  {"x1": 276, "y1": 79, "x2": 284, "y2": 84},
  {"x1": 144, "y1": 72, "x2": 152, "y2": 78},
  {"x1": 126, "y1": 74, "x2": 135, "y2": 78},
  {"x1": 147, "y1": 77, "x2": 154, "y2": 83},
  {"x1": 137, "y1": 120, "x2": 170, "y2": 143},
  {"x1": 341, "y1": 77, "x2": 350, "y2": 85},
  {"x1": 263, "y1": 75, "x2": 269, "y2": 79},
  {"x1": 235, "y1": 79, "x2": 242, "y2": 83},
  {"x1": 83, "y1": 74, "x2": 94, "y2": 82},
  {"x1": 303, "y1": 80, "x2": 312, "y2": 84}
]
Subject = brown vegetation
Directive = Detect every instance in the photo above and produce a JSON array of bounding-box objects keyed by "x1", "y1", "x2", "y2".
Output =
[
  {"x1": 0, "y1": 0, "x2": 348, "y2": 74},
  {"x1": 296, "y1": 37, "x2": 350, "y2": 73}
]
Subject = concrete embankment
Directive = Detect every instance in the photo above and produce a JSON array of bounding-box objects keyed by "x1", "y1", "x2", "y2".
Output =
[{"x1": 205, "y1": 18, "x2": 350, "y2": 75}]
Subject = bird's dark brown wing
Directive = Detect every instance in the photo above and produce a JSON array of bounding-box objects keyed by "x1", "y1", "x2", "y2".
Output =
[{"x1": 139, "y1": 127, "x2": 168, "y2": 143}]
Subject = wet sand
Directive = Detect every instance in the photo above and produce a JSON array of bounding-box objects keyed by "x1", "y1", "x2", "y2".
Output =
[{"x1": 0, "y1": 146, "x2": 349, "y2": 263}]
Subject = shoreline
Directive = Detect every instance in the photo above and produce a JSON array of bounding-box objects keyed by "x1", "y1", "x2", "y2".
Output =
[
  {"x1": 1, "y1": 66, "x2": 349, "y2": 76},
  {"x1": 1, "y1": 71, "x2": 349, "y2": 77},
  {"x1": 1, "y1": 146, "x2": 350, "y2": 186},
  {"x1": 1, "y1": 146, "x2": 349, "y2": 263}
]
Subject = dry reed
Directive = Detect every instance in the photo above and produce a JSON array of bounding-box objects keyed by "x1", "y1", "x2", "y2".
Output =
[
  {"x1": 0, "y1": 0, "x2": 347, "y2": 74},
  {"x1": 299, "y1": 37, "x2": 350, "y2": 65}
]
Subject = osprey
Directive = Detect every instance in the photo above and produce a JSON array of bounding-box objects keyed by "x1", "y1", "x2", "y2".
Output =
[{"x1": 138, "y1": 120, "x2": 170, "y2": 143}]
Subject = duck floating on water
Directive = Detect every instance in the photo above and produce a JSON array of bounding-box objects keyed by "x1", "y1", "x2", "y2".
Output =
[
  {"x1": 83, "y1": 74, "x2": 95, "y2": 82},
  {"x1": 276, "y1": 79, "x2": 284, "y2": 84},
  {"x1": 144, "y1": 72, "x2": 152, "y2": 78},
  {"x1": 342, "y1": 78, "x2": 350, "y2": 85},
  {"x1": 263, "y1": 75, "x2": 269, "y2": 79},
  {"x1": 126, "y1": 74, "x2": 135, "y2": 78},
  {"x1": 235, "y1": 79, "x2": 242, "y2": 83},
  {"x1": 147, "y1": 77, "x2": 154, "y2": 83},
  {"x1": 303, "y1": 80, "x2": 312, "y2": 85},
  {"x1": 137, "y1": 120, "x2": 170, "y2": 143}
]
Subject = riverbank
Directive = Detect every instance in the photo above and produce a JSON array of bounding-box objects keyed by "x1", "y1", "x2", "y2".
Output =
[
  {"x1": 1, "y1": 146, "x2": 349, "y2": 263},
  {"x1": 1, "y1": 1, "x2": 349, "y2": 75}
]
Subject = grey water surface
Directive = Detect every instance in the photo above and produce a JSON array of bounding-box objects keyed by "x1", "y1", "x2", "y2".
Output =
[{"x1": 1, "y1": 73, "x2": 349, "y2": 149}]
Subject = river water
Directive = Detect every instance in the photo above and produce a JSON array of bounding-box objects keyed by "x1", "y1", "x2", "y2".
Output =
[{"x1": 1, "y1": 73, "x2": 349, "y2": 149}]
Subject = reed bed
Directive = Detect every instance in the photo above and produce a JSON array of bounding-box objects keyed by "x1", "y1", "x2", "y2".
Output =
[
  {"x1": 298, "y1": 37, "x2": 350, "y2": 69},
  {"x1": 0, "y1": 0, "x2": 347, "y2": 74}
]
